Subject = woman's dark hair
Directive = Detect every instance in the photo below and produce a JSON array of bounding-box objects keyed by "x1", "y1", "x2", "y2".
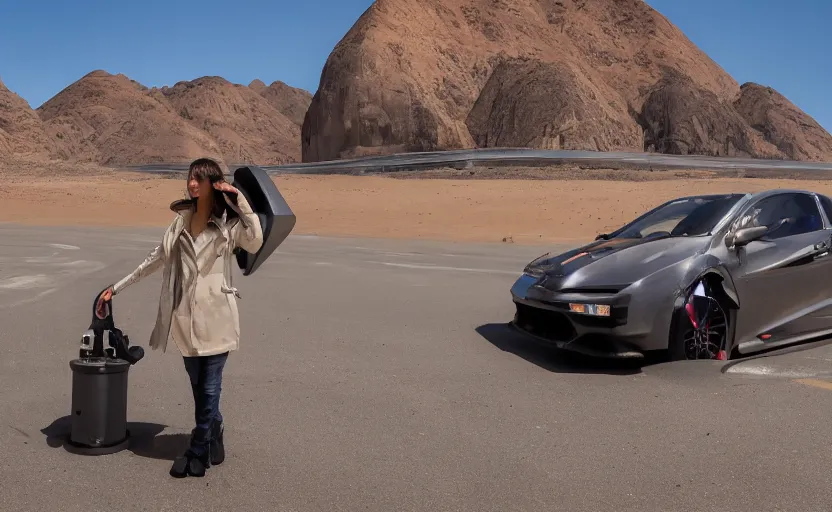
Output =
[
  {"x1": 188, "y1": 157, "x2": 224, "y2": 184},
  {"x1": 188, "y1": 158, "x2": 227, "y2": 218}
]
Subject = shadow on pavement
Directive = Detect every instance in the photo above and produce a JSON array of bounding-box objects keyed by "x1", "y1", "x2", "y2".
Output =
[
  {"x1": 41, "y1": 416, "x2": 187, "y2": 460},
  {"x1": 129, "y1": 433, "x2": 192, "y2": 461},
  {"x1": 476, "y1": 322, "x2": 647, "y2": 375},
  {"x1": 720, "y1": 336, "x2": 832, "y2": 374}
]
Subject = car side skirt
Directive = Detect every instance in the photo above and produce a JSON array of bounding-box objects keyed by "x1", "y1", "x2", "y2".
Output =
[
  {"x1": 738, "y1": 328, "x2": 832, "y2": 355},
  {"x1": 736, "y1": 298, "x2": 832, "y2": 354}
]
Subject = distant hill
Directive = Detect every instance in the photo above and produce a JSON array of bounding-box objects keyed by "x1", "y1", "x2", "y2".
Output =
[
  {"x1": 249, "y1": 79, "x2": 313, "y2": 128},
  {"x1": 302, "y1": 0, "x2": 832, "y2": 163},
  {"x1": 37, "y1": 70, "x2": 224, "y2": 166},
  {"x1": 0, "y1": 77, "x2": 62, "y2": 160},
  {"x1": 1, "y1": 71, "x2": 312, "y2": 166},
  {"x1": 154, "y1": 76, "x2": 302, "y2": 165}
]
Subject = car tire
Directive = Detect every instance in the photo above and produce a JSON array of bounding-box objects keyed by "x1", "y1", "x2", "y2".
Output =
[{"x1": 668, "y1": 289, "x2": 731, "y2": 361}]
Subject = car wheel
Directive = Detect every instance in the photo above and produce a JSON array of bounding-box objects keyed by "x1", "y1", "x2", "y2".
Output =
[{"x1": 668, "y1": 287, "x2": 731, "y2": 361}]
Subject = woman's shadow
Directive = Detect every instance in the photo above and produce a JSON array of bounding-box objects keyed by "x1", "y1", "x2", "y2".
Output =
[{"x1": 41, "y1": 416, "x2": 191, "y2": 461}]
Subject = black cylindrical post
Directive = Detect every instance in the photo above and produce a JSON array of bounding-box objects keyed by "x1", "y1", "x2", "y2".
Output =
[{"x1": 65, "y1": 357, "x2": 132, "y2": 455}]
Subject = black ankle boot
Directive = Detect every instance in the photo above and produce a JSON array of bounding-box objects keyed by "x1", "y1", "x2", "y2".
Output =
[
  {"x1": 170, "y1": 429, "x2": 211, "y2": 478},
  {"x1": 170, "y1": 450, "x2": 210, "y2": 478},
  {"x1": 210, "y1": 419, "x2": 225, "y2": 466}
]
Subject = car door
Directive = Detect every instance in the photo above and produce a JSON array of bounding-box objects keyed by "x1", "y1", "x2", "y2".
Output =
[{"x1": 729, "y1": 192, "x2": 832, "y2": 346}]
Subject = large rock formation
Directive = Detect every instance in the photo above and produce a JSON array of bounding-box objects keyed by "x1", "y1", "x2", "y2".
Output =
[
  {"x1": 466, "y1": 58, "x2": 643, "y2": 151},
  {"x1": 303, "y1": 0, "x2": 832, "y2": 162},
  {"x1": 0, "y1": 77, "x2": 62, "y2": 160},
  {"x1": 733, "y1": 83, "x2": 832, "y2": 162},
  {"x1": 155, "y1": 76, "x2": 301, "y2": 165},
  {"x1": 638, "y1": 70, "x2": 781, "y2": 158},
  {"x1": 37, "y1": 71, "x2": 224, "y2": 166}
]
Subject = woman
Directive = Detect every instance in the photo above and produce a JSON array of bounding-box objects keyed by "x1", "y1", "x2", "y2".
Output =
[{"x1": 96, "y1": 157, "x2": 263, "y2": 478}]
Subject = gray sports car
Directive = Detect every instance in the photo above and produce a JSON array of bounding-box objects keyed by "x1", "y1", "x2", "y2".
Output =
[{"x1": 509, "y1": 189, "x2": 832, "y2": 361}]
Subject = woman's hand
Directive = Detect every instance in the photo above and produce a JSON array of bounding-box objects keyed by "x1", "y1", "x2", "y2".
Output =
[
  {"x1": 213, "y1": 180, "x2": 238, "y2": 195},
  {"x1": 96, "y1": 286, "x2": 113, "y2": 319}
]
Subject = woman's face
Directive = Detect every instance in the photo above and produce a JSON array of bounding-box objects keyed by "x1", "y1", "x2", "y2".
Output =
[{"x1": 187, "y1": 174, "x2": 212, "y2": 199}]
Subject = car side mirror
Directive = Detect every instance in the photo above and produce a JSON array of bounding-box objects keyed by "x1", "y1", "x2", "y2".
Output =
[{"x1": 727, "y1": 226, "x2": 769, "y2": 248}]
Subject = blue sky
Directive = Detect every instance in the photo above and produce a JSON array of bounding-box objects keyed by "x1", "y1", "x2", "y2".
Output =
[{"x1": 1, "y1": 0, "x2": 828, "y2": 131}]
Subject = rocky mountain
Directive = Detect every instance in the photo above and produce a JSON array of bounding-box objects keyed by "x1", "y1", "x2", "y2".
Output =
[
  {"x1": 638, "y1": 70, "x2": 782, "y2": 159},
  {"x1": 3, "y1": 71, "x2": 313, "y2": 167},
  {"x1": 302, "y1": 0, "x2": 832, "y2": 162},
  {"x1": 466, "y1": 58, "x2": 644, "y2": 151},
  {"x1": 154, "y1": 76, "x2": 301, "y2": 165},
  {"x1": 37, "y1": 71, "x2": 224, "y2": 166},
  {"x1": 733, "y1": 83, "x2": 832, "y2": 162},
  {"x1": 249, "y1": 79, "x2": 313, "y2": 128},
  {"x1": 2, "y1": 0, "x2": 829, "y2": 166},
  {"x1": 0, "y1": 77, "x2": 62, "y2": 160}
]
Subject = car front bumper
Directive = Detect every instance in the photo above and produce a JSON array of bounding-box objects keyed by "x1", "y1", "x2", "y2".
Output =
[{"x1": 509, "y1": 273, "x2": 676, "y2": 357}]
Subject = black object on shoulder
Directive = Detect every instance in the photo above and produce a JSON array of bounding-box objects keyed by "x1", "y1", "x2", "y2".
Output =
[
  {"x1": 83, "y1": 287, "x2": 145, "y2": 364},
  {"x1": 230, "y1": 165, "x2": 297, "y2": 276}
]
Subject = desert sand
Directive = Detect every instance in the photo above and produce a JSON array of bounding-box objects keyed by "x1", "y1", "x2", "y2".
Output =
[{"x1": 3, "y1": 161, "x2": 832, "y2": 246}]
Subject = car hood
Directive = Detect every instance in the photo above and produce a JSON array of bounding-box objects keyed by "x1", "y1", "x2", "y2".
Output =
[{"x1": 526, "y1": 236, "x2": 711, "y2": 291}]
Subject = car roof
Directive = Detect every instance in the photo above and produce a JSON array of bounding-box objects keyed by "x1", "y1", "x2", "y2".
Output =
[
  {"x1": 677, "y1": 189, "x2": 823, "y2": 202},
  {"x1": 665, "y1": 192, "x2": 748, "y2": 202},
  {"x1": 752, "y1": 188, "x2": 819, "y2": 197}
]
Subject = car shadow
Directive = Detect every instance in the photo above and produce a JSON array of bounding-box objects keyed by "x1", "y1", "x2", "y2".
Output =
[
  {"x1": 720, "y1": 335, "x2": 832, "y2": 374},
  {"x1": 41, "y1": 416, "x2": 189, "y2": 461},
  {"x1": 476, "y1": 322, "x2": 652, "y2": 375}
]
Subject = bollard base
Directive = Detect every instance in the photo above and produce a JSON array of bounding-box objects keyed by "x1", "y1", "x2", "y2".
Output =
[{"x1": 63, "y1": 429, "x2": 131, "y2": 456}]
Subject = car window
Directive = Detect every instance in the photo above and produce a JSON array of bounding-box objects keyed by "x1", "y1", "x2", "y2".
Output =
[
  {"x1": 819, "y1": 195, "x2": 832, "y2": 223},
  {"x1": 669, "y1": 197, "x2": 744, "y2": 236},
  {"x1": 736, "y1": 193, "x2": 823, "y2": 240},
  {"x1": 615, "y1": 195, "x2": 743, "y2": 238}
]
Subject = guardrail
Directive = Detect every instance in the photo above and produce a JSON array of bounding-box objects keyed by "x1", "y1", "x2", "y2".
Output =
[{"x1": 124, "y1": 148, "x2": 832, "y2": 175}]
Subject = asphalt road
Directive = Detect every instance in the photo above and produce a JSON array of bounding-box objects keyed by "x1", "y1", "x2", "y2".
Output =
[
  {"x1": 126, "y1": 148, "x2": 832, "y2": 175},
  {"x1": 2, "y1": 224, "x2": 832, "y2": 511}
]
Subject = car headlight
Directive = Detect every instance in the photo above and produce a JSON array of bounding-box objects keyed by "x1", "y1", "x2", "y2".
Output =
[{"x1": 568, "y1": 303, "x2": 611, "y2": 317}]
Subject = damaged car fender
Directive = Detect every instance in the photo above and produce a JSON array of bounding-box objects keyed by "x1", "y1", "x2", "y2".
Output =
[{"x1": 674, "y1": 257, "x2": 740, "y2": 311}]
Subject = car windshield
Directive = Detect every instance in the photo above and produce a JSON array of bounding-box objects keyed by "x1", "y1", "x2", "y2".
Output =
[{"x1": 613, "y1": 195, "x2": 744, "y2": 239}]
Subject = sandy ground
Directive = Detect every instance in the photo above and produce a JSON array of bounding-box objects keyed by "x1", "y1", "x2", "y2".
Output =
[{"x1": 2, "y1": 161, "x2": 832, "y2": 245}]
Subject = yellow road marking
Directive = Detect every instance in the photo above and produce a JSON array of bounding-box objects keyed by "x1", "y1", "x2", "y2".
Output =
[{"x1": 793, "y1": 378, "x2": 832, "y2": 391}]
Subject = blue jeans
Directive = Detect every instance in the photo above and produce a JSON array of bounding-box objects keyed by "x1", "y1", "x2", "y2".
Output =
[{"x1": 183, "y1": 352, "x2": 228, "y2": 456}]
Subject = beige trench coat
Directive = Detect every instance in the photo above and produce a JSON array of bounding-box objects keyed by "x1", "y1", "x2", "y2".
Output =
[{"x1": 113, "y1": 192, "x2": 263, "y2": 357}]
